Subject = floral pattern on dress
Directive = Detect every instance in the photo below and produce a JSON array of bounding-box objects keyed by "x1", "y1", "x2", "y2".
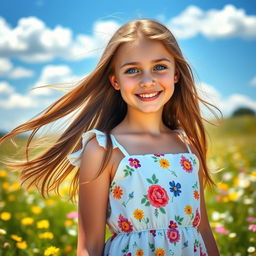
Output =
[{"x1": 67, "y1": 129, "x2": 208, "y2": 256}]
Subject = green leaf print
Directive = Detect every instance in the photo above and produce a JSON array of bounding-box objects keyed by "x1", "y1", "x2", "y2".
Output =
[
  {"x1": 192, "y1": 181, "x2": 198, "y2": 189},
  {"x1": 141, "y1": 195, "x2": 151, "y2": 207},
  {"x1": 190, "y1": 156, "x2": 197, "y2": 166},
  {"x1": 121, "y1": 244, "x2": 129, "y2": 253},
  {"x1": 141, "y1": 195, "x2": 147, "y2": 204},
  {"x1": 109, "y1": 181, "x2": 116, "y2": 192},
  {"x1": 146, "y1": 178, "x2": 153, "y2": 184},
  {"x1": 159, "y1": 207, "x2": 166, "y2": 214},
  {"x1": 194, "y1": 239, "x2": 200, "y2": 248},
  {"x1": 149, "y1": 242, "x2": 155, "y2": 252},
  {"x1": 146, "y1": 174, "x2": 159, "y2": 184},
  {"x1": 123, "y1": 165, "x2": 135, "y2": 177},
  {"x1": 151, "y1": 156, "x2": 159, "y2": 162},
  {"x1": 175, "y1": 215, "x2": 184, "y2": 225}
]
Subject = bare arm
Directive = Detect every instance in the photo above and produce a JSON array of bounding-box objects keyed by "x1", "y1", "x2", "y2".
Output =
[
  {"x1": 198, "y1": 157, "x2": 220, "y2": 256},
  {"x1": 76, "y1": 137, "x2": 112, "y2": 256}
]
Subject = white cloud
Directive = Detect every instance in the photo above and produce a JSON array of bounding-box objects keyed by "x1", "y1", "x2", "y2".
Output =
[
  {"x1": 169, "y1": 4, "x2": 256, "y2": 39},
  {"x1": 249, "y1": 76, "x2": 256, "y2": 86},
  {"x1": 31, "y1": 65, "x2": 83, "y2": 95},
  {"x1": 0, "y1": 57, "x2": 34, "y2": 79},
  {"x1": 0, "y1": 16, "x2": 120, "y2": 62},
  {"x1": 0, "y1": 81, "x2": 15, "y2": 94},
  {"x1": 0, "y1": 64, "x2": 82, "y2": 110},
  {"x1": 199, "y1": 82, "x2": 256, "y2": 118}
]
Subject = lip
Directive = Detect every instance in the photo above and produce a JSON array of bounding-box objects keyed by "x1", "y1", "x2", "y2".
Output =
[
  {"x1": 136, "y1": 91, "x2": 161, "y2": 95},
  {"x1": 135, "y1": 91, "x2": 162, "y2": 101}
]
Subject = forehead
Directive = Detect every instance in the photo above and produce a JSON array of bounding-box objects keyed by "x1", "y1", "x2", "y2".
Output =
[{"x1": 114, "y1": 37, "x2": 174, "y2": 67}]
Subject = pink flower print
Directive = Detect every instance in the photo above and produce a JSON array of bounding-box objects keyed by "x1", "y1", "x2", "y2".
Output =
[
  {"x1": 147, "y1": 184, "x2": 169, "y2": 208},
  {"x1": 123, "y1": 254, "x2": 132, "y2": 256},
  {"x1": 193, "y1": 209, "x2": 200, "y2": 227},
  {"x1": 118, "y1": 214, "x2": 133, "y2": 233},
  {"x1": 154, "y1": 154, "x2": 165, "y2": 157},
  {"x1": 168, "y1": 220, "x2": 178, "y2": 229},
  {"x1": 150, "y1": 229, "x2": 156, "y2": 236},
  {"x1": 200, "y1": 245, "x2": 207, "y2": 256},
  {"x1": 128, "y1": 158, "x2": 141, "y2": 168},
  {"x1": 167, "y1": 228, "x2": 180, "y2": 243},
  {"x1": 180, "y1": 155, "x2": 193, "y2": 173}
]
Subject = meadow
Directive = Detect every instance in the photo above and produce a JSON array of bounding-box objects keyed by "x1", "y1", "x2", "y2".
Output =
[{"x1": 0, "y1": 115, "x2": 255, "y2": 256}]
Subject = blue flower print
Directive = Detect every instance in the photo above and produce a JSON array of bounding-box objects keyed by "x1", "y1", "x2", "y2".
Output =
[{"x1": 169, "y1": 181, "x2": 182, "y2": 197}]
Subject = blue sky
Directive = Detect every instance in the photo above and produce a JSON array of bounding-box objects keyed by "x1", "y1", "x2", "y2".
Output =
[{"x1": 0, "y1": 0, "x2": 255, "y2": 131}]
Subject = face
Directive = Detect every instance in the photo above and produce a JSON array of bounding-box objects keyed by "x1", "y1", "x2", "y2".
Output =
[{"x1": 109, "y1": 37, "x2": 179, "y2": 114}]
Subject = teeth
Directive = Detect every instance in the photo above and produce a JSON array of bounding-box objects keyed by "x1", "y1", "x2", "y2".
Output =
[{"x1": 138, "y1": 92, "x2": 159, "y2": 98}]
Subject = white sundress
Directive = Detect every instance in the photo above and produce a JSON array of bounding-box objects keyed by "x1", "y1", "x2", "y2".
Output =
[{"x1": 67, "y1": 129, "x2": 208, "y2": 256}]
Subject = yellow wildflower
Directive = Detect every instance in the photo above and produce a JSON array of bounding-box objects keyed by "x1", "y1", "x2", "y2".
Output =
[
  {"x1": 8, "y1": 195, "x2": 15, "y2": 201},
  {"x1": 0, "y1": 212, "x2": 11, "y2": 221},
  {"x1": 159, "y1": 159, "x2": 170, "y2": 168},
  {"x1": 37, "y1": 220, "x2": 50, "y2": 229},
  {"x1": 184, "y1": 205, "x2": 192, "y2": 215},
  {"x1": 217, "y1": 183, "x2": 229, "y2": 191},
  {"x1": 133, "y1": 209, "x2": 144, "y2": 221},
  {"x1": 0, "y1": 170, "x2": 7, "y2": 178},
  {"x1": 9, "y1": 183, "x2": 20, "y2": 191},
  {"x1": 39, "y1": 232, "x2": 54, "y2": 239},
  {"x1": 2, "y1": 182, "x2": 9, "y2": 190},
  {"x1": 44, "y1": 246, "x2": 60, "y2": 256},
  {"x1": 21, "y1": 217, "x2": 34, "y2": 226},
  {"x1": 228, "y1": 192, "x2": 239, "y2": 201},
  {"x1": 155, "y1": 248, "x2": 165, "y2": 256},
  {"x1": 46, "y1": 199, "x2": 55, "y2": 206},
  {"x1": 16, "y1": 241, "x2": 27, "y2": 249},
  {"x1": 136, "y1": 249, "x2": 144, "y2": 256},
  {"x1": 31, "y1": 206, "x2": 42, "y2": 214},
  {"x1": 11, "y1": 234, "x2": 22, "y2": 242},
  {"x1": 64, "y1": 220, "x2": 73, "y2": 227},
  {"x1": 64, "y1": 245, "x2": 72, "y2": 253}
]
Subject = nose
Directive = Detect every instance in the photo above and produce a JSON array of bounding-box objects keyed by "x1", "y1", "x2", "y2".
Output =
[{"x1": 140, "y1": 72, "x2": 155, "y2": 88}]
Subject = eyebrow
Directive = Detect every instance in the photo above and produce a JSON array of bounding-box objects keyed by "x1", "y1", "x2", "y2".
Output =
[{"x1": 119, "y1": 58, "x2": 172, "y2": 70}]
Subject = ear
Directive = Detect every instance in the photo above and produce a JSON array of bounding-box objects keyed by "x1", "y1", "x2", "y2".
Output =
[
  {"x1": 174, "y1": 69, "x2": 180, "y2": 83},
  {"x1": 109, "y1": 74, "x2": 120, "y2": 90}
]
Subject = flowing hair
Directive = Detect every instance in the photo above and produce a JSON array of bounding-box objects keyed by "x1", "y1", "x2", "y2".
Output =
[{"x1": 0, "y1": 19, "x2": 222, "y2": 203}]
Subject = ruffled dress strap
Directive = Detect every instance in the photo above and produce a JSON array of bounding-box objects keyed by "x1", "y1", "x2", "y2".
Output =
[
  {"x1": 67, "y1": 129, "x2": 130, "y2": 166},
  {"x1": 67, "y1": 129, "x2": 108, "y2": 166}
]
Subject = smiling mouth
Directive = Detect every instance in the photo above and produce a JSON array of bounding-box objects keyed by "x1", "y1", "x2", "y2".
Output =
[{"x1": 135, "y1": 91, "x2": 162, "y2": 101}]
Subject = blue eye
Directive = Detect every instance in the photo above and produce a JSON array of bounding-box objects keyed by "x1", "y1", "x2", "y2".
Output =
[
  {"x1": 125, "y1": 68, "x2": 138, "y2": 74},
  {"x1": 154, "y1": 64, "x2": 167, "y2": 71}
]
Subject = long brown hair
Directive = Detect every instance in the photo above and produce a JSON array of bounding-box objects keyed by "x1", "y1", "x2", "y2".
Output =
[{"x1": 0, "y1": 19, "x2": 222, "y2": 203}]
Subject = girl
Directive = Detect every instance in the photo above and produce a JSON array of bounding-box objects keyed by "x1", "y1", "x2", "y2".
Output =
[{"x1": 0, "y1": 19, "x2": 221, "y2": 255}]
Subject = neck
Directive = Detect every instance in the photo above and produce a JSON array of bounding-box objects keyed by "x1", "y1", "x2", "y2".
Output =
[{"x1": 119, "y1": 108, "x2": 169, "y2": 136}]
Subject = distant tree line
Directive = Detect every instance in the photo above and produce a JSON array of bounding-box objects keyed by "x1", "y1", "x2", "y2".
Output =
[{"x1": 231, "y1": 107, "x2": 255, "y2": 117}]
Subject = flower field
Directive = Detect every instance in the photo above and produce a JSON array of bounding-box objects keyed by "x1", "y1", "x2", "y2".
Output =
[{"x1": 0, "y1": 116, "x2": 255, "y2": 255}]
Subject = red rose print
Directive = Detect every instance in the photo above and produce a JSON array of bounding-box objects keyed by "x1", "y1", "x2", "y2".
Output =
[
  {"x1": 193, "y1": 209, "x2": 200, "y2": 227},
  {"x1": 147, "y1": 185, "x2": 169, "y2": 208}
]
